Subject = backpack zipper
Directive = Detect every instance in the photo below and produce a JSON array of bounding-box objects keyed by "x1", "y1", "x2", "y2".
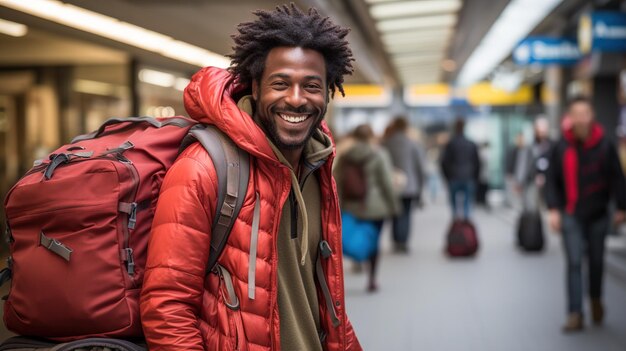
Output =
[{"x1": 118, "y1": 155, "x2": 140, "y2": 282}]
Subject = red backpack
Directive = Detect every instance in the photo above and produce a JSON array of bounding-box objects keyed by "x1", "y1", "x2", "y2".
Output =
[{"x1": 1, "y1": 116, "x2": 249, "y2": 342}]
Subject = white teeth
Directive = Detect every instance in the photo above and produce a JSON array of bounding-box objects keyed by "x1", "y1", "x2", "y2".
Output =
[{"x1": 279, "y1": 113, "x2": 309, "y2": 123}]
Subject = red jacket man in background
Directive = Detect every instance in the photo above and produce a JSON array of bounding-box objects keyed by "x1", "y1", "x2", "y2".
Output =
[
  {"x1": 140, "y1": 4, "x2": 361, "y2": 350},
  {"x1": 546, "y1": 96, "x2": 626, "y2": 332}
]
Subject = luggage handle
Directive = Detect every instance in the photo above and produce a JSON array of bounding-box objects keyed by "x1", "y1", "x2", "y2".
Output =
[{"x1": 43, "y1": 152, "x2": 94, "y2": 180}]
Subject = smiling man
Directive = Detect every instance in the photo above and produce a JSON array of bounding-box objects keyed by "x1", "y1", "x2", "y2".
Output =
[{"x1": 140, "y1": 4, "x2": 361, "y2": 351}]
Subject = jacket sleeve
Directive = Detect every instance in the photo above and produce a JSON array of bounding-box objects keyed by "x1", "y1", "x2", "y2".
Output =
[
  {"x1": 608, "y1": 143, "x2": 626, "y2": 211},
  {"x1": 344, "y1": 317, "x2": 363, "y2": 351},
  {"x1": 140, "y1": 153, "x2": 217, "y2": 351},
  {"x1": 544, "y1": 143, "x2": 563, "y2": 210}
]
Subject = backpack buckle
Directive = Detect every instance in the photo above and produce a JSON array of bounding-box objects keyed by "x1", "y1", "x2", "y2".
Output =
[{"x1": 319, "y1": 240, "x2": 333, "y2": 259}]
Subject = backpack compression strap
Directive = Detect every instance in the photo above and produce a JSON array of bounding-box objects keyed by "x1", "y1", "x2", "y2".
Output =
[{"x1": 181, "y1": 125, "x2": 250, "y2": 274}]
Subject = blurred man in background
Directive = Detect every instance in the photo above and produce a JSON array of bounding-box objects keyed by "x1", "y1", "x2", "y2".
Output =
[
  {"x1": 382, "y1": 117, "x2": 425, "y2": 254},
  {"x1": 545, "y1": 96, "x2": 626, "y2": 332},
  {"x1": 440, "y1": 118, "x2": 481, "y2": 220}
]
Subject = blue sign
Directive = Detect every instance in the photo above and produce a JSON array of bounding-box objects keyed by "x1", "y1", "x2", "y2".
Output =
[
  {"x1": 579, "y1": 11, "x2": 626, "y2": 53},
  {"x1": 513, "y1": 37, "x2": 581, "y2": 66}
]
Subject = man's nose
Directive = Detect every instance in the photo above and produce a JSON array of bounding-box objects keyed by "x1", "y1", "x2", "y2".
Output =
[{"x1": 285, "y1": 86, "x2": 306, "y2": 109}]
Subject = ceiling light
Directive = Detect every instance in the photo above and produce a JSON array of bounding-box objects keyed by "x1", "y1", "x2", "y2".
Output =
[
  {"x1": 139, "y1": 69, "x2": 175, "y2": 88},
  {"x1": 0, "y1": 18, "x2": 27, "y2": 37},
  {"x1": 377, "y1": 14, "x2": 457, "y2": 32},
  {"x1": 382, "y1": 28, "x2": 452, "y2": 41},
  {"x1": 174, "y1": 77, "x2": 191, "y2": 92},
  {"x1": 456, "y1": 0, "x2": 563, "y2": 86},
  {"x1": 381, "y1": 28, "x2": 453, "y2": 42},
  {"x1": 382, "y1": 32, "x2": 452, "y2": 47},
  {"x1": 386, "y1": 43, "x2": 448, "y2": 54},
  {"x1": 370, "y1": 1, "x2": 462, "y2": 20},
  {"x1": 0, "y1": 0, "x2": 229, "y2": 68},
  {"x1": 392, "y1": 53, "x2": 444, "y2": 63}
]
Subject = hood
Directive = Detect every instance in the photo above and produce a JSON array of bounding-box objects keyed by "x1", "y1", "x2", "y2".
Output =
[
  {"x1": 184, "y1": 66, "x2": 336, "y2": 163},
  {"x1": 344, "y1": 141, "x2": 375, "y2": 162},
  {"x1": 563, "y1": 122, "x2": 604, "y2": 149}
]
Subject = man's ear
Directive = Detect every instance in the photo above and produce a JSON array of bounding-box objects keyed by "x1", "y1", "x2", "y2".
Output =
[{"x1": 252, "y1": 79, "x2": 259, "y2": 101}]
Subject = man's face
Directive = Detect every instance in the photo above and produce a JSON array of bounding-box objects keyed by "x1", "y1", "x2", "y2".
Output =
[
  {"x1": 568, "y1": 101, "x2": 594, "y2": 139},
  {"x1": 252, "y1": 46, "x2": 328, "y2": 150}
]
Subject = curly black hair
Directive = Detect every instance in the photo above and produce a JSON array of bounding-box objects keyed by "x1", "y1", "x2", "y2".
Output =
[{"x1": 228, "y1": 3, "x2": 354, "y2": 97}]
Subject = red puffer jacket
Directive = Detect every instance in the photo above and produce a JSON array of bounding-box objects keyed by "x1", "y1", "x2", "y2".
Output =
[{"x1": 140, "y1": 67, "x2": 362, "y2": 351}]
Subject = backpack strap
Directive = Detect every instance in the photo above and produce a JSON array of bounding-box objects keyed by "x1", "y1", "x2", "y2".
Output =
[
  {"x1": 0, "y1": 336, "x2": 56, "y2": 350},
  {"x1": 181, "y1": 125, "x2": 250, "y2": 274},
  {"x1": 52, "y1": 338, "x2": 146, "y2": 351}
]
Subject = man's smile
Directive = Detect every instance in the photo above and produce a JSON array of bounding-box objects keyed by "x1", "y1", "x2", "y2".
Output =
[{"x1": 276, "y1": 111, "x2": 313, "y2": 124}]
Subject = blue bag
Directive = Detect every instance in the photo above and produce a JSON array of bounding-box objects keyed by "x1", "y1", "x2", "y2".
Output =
[{"x1": 341, "y1": 212, "x2": 378, "y2": 261}]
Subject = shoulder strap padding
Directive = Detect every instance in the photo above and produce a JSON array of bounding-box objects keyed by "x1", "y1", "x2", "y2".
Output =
[{"x1": 181, "y1": 125, "x2": 250, "y2": 274}]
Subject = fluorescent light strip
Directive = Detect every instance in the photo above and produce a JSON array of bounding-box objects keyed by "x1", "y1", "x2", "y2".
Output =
[
  {"x1": 377, "y1": 14, "x2": 457, "y2": 32},
  {"x1": 382, "y1": 28, "x2": 452, "y2": 42},
  {"x1": 370, "y1": 0, "x2": 462, "y2": 20},
  {"x1": 382, "y1": 32, "x2": 452, "y2": 46},
  {"x1": 456, "y1": 0, "x2": 562, "y2": 86},
  {"x1": 139, "y1": 69, "x2": 175, "y2": 87},
  {"x1": 392, "y1": 53, "x2": 444, "y2": 62},
  {"x1": 174, "y1": 78, "x2": 191, "y2": 92},
  {"x1": 385, "y1": 42, "x2": 448, "y2": 54},
  {"x1": 0, "y1": 0, "x2": 229, "y2": 68},
  {"x1": 0, "y1": 18, "x2": 27, "y2": 37}
]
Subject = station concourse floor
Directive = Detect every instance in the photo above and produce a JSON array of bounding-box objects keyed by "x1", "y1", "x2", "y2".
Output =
[{"x1": 344, "y1": 200, "x2": 626, "y2": 351}]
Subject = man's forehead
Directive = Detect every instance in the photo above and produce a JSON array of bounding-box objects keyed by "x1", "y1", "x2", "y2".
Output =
[{"x1": 263, "y1": 47, "x2": 326, "y2": 78}]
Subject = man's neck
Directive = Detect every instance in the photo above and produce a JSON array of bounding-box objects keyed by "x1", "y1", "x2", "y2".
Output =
[
  {"x1": 575, "y1": 128, "x2": 590, "y2": 141},
  {"x1": 281, "y1": 147, "x2": 304, "y2": 174}
]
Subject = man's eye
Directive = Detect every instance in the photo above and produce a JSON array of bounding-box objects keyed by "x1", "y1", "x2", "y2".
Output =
[
  {"x1": 272, "y1": 81, "x2": 288, "y2": 87},
  {"x1": 306, "y1": 84, "x2": 321, "y2": 90}
]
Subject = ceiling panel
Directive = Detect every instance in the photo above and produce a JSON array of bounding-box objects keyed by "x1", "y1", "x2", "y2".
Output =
[{"x1": 366, "y1": 0, "x2": 463, "y2": 85}]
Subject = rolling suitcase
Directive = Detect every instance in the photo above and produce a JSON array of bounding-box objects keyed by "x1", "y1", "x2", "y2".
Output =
[
  {"x1": 517, "y1": 210, "x2": 544, "y2": 251},
  {"x1": 446, "y1": 219, "x2": 479, "y2": 257}
]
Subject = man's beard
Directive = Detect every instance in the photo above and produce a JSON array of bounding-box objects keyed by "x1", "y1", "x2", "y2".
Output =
[{"x1": 257, "y1": 106, "x2": 326, "y2": 150}]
